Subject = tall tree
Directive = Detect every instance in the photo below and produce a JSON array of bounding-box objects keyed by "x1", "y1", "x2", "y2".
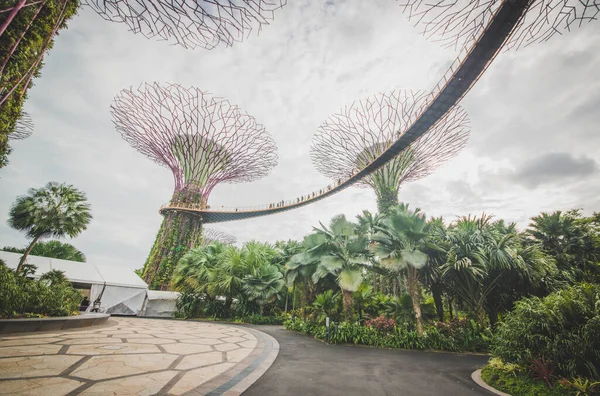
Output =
[
  {"x1": 301, "y1": 215, "x2": 371, "y2": 321},
  {"x1": 370, "y1": 204, "x2": 428, "y2": 335},
  {"x1": 8, "y1": 182, "x2": 92, "y2": 272},
  {"x1": 528, "y1": 210, "x2": 600, "y2": 282}
]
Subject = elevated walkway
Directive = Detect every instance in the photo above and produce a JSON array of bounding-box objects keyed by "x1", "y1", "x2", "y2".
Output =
[{"x1": 160, "y1": 0, "x2": 531, "y2": 224}]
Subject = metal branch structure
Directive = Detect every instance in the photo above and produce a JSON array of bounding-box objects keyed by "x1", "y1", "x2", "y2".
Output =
[
  {"x1": 112, "y1": 83, "x2": 277, "y2": 289},
  {"x1": 397, "y1": 0, "x2": 600, "y2": 50},
  {"x1": 202, "y1": 228, "x2": 237, "y2": 245},
  {"x1": 83, "y1": 0, "x2": 287, "y2": 49},
  {"x1": 311, "y1": 89, "x2": 470, "y2": 212},
  {"x1": 8, "y1": 112, "x2": 33, "y2": 140}
]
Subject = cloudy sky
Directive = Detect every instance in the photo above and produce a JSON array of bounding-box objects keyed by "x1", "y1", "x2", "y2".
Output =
[{"x1": 1, "y1": 0, "x2": 599, "y2": 269}]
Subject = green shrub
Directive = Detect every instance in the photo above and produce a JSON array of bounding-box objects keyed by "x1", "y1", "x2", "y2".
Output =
[
  {"x1": 481, "y1": 364, "x2": 574, "y2": 396},
  {"x1": 492, "y1": 283, "x2": 600, "y2": 380},
  {"x1": 238, "y1": 314, "x2": 285, "y2": 325},
  {"x1": 0, "y1": 262, "x2": 81, "y2": 317},
  {"x1": 284, "y1": 318, "x2": 489, "y2": 352}
]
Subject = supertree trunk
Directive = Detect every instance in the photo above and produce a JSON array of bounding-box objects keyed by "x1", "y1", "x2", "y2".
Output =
[
  {"x1": 375, "y1": 184, "x2": 400, "y2": 214},
  {"x1": 142, "y1": 210, "x2": 203, "y2": 290}
]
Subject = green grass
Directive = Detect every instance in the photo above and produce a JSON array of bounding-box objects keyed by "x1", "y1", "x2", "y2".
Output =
[{"x1": 481, "y1": 365, "x2": 574, "y2": 396}]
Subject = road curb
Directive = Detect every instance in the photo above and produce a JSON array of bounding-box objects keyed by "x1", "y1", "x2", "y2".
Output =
[{"x1": 471, "y1": 369, "x2": 512, "y2": 396}]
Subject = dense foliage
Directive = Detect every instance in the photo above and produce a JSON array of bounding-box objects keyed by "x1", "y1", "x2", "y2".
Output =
[
  {"x1": 492, "y1": 283, "x2": 600, "y2": 380},
  {"x1": 3, "y1": 240, "x2": 86, "y2": 262},
  {"x1": 0, "y1": 260, "x2": 81, "y2": 317},
  {"x1": 142, "y1": 212, "x2": 203, "y2": 290},
  {"x1": 481, "y1": 363, "x2": 574, "y2": 396},
  {"x1": 0, "y1": 0, "x2": 80, "y2": 167},
  {"x1": 284, "y1": 317, "x2": 489, "y2": 353},
  {"x1": 166, "y1": 201, "x2": 600, "y2": 387},
  {"x1": 173, "y1": 241, "x2": 291, "y2": 319}
]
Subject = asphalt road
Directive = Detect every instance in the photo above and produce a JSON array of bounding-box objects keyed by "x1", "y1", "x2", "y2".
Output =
[{"x1": 244, "y1": 325, "x2": 492, "y2": 396}]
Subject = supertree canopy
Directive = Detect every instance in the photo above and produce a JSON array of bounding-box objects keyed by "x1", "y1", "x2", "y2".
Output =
[
  {"x1": 397, "y1": 0, "x2": 600, "y2": 50},
  {"x1": 112, "y1": 83, "x2": 277, "y2": 289},
  {"x1": 202, "y1": 228, "x2": 237, "y2": 246},
  {"x1": 83, "y1": 0, "x2": 287, "y2": 49},
  {"x1": 311, "y1": 89, "x2": 470, "y2": 213}
]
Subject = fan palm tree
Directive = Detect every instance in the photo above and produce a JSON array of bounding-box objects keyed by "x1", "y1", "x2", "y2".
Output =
[
  {"x1": 8, "y1": 182, "x2": 92, "y2": 273},
  {"x1": 31, "y1": 240, "x2": 86, "y2": 262},
  {"x1": 243, "y1": 264, "x2": 285, "y2": 313},
  {"x1": 303, "y1": 215, "x2": 371, "y2": 321},
  {"x1": 172, "y1": 242, "x2": 225, "y2": 292},
  {"x1": 370, "y1": 203, "x2": 428, "y2": 335}
]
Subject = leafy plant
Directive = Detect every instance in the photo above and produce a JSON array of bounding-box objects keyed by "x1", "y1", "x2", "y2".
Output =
[
  {"x1": 0, "y1": 262, "x2": 81, "y2": 318},
  {"x1": 492, "y1": 283, "x2": 600, "y2": 380},
  {"x1": 559, "y1": 377, "x2": 600, "y2": 396},
  {"x1": 530, "y1": 358, "x2": 557, "y2": 388},
  {"x1": 365, "y1": 315, "x2": 395, "y2": 332},
  {"x1": 481, "y1": 365, "x2": 574, "y2": 396}
]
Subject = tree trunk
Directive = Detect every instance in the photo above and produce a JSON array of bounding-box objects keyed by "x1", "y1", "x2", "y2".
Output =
[
  {"x1": 488, "y1": 309, "x2": 498, "y2": 329},
  {"x1": 291, "y1": 282, "x2": 296, "y2": 311},
  {"x1": 225, "y1": 295, "x2": 232, "y2": 317},
  {"x1": 16, "y1": 234, "x2": 41, "y2": 273},
  {"x1": 284, "y1": 288, "x2": 289, "y2": 312},
  {"x1": 447, "y1": 296, "x2": 454, "y2": 320},
  {"x1": 342, "y1": 289, "x2": 354, "y2": 322},
  {"x1": 432, "y1": 285, "x2": 444, "y2": 322},
  {"x1": 407, "y1": 267, "x2": 424, "y2": 335}
]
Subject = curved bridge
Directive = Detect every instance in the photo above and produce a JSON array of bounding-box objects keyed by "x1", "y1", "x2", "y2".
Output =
[{"x1": 160, "y1": 0, "x2": 531, "y2": 224}]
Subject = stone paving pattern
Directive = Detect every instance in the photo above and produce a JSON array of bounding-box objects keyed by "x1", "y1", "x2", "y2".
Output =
[{"x1": 0, "y1": 318, "x2": 276, "y2": 395}]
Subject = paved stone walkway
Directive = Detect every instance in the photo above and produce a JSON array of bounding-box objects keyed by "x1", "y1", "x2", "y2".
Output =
[{"x1": 0, "y1": 318, "x2": 279, "y2": 396}]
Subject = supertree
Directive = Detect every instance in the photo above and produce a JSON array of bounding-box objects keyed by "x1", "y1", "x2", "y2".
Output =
[
  {"x1": 0, "y1": 0, "x2": 78, "y2": 168},
  {"x1": 396, "y1": 0, "x2": 600, "y2": 50},
  {"x1": 202, "y1": 228, "x2": 237, "y2": 246},
  {"x1": 311, "y1": 90, "x2": 470, "y2": 213},
  {"x1": 82, "y1": 0, "x2": 287, "y2": 49},
  {"x1": 112, "y1": 83, "x2": 277, "y2": 290}
]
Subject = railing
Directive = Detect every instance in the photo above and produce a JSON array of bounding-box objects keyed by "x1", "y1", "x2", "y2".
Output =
[{"x1": 160, "y1": 0, "x2": 529, "y2": 222}]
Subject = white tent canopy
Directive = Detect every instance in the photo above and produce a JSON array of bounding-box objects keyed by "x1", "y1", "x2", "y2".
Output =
[
  {"x1": 141, "y1": 290, "x2": 180, "y2": 318},
  {"x1": 0, "y1": 251, "x2": 148, "y2": 315}
]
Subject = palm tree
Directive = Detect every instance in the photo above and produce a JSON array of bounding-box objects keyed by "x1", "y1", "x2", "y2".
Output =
[
  {"x1": 274, "y1": 240, "x2": 304, "y2": 311},
  {"x1": 8, "y1": 182, "x2": 92, "y2": 273},
  {"x1": 421, "y1": 217, "x2": 450, "y2": 321},
  {"x1": 31, "y1": 240, "x2": 86, "y2": 262},
  {"x1": 172, "y1": 242, "x2": 225, "y2": 292},
  {"x1": 370, "y1": 203, "x2": 428, "y2": 335},
  {"x1": 303, "y1": 215, "x2": 371, "y2": 321},
  {"x1": 243, "y1": 264, "x2": 285, "y2": 313}
]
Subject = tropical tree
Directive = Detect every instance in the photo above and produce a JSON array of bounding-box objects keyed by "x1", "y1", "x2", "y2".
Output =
[
  {"x1": 370, "y1": 203, "x2": 428, "y2": 335},
  {"x1": 173, "y1": 241, "x2": 281, "y2": 316},
  {"x1": 274, "y1": 240, "x2": 304, "y2": 311},
  {"x1": 2, "y1": 240, "x2": 86, "y2": 262},
  {"x1": 528, "y1": 210, "x2": 600, "y2": 282},
  {"x1": 243, "y1": 264, "x2": 285, "y2": 313},
  {"x1": 312, "y1": 290, "x2": 340, "y2": 323},
  {"x1": 420, "y1": 217, "x2": 450, "y2": 321},
  {"x1": 8, "y1": 182, "x2": 92, "y2": 273},
  {"x1": 299, "y1": 215, "x2": 371, "y2": 321}
]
